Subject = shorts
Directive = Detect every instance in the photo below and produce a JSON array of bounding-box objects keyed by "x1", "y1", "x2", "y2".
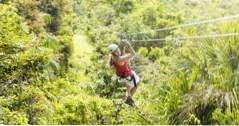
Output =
[{"x1": 125, "y1": 71, "x2": 140, "y2": 87}]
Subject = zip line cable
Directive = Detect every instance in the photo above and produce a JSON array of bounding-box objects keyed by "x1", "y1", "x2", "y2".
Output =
[
  {"x1": 131, "y1": 32, "x2": 239, "y2": 42},
  {"x1": 124, "y1": 14, "x2": 239, "y2": 36}
]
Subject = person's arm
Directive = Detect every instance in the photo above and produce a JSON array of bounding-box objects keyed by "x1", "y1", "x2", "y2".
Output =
[
  {"x1": 122, "y1": 46, "x2": 126, "y2": 55},
  {"x1": 124, "y1": 40, "x2": 136, "y2": 56},
  {"x1": 114, "y1": 39, "x2": 136, "y2": 62}
]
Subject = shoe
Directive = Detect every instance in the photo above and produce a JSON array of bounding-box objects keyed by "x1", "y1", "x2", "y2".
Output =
[{"x1": 125, "y1": 96, "x2": 135, "y2": 106}]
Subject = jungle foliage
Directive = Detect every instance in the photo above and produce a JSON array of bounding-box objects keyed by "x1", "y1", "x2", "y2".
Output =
[{"x1": 1, "y1": 0, "x2": 239, "y2": 125}]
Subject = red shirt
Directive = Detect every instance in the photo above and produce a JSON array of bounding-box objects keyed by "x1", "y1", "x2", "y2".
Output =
[{"x1": 110, "y1": 58, "x2": 132, "y2": 78}]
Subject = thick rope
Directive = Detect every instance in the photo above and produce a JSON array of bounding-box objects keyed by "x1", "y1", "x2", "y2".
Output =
[{"x1": 126, "y1": 14, "x2": 239, "y2": 36}]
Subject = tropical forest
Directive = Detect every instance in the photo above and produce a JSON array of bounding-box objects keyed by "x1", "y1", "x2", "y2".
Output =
[{"x1": 0, "y1": 0, "x2": 239, "y2": 125}]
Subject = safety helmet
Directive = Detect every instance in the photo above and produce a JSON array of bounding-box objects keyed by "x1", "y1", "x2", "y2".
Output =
[{"x1": 108, "y1": 44, "x2": 119, "y2": 53}]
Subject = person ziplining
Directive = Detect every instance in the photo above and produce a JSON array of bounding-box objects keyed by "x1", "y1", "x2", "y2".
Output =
[
  {"x1": 105, "y1": 14, "x2": 239, "y2": 108},
  {"x1": 108, "y1": 39, "x2": 140, "y2": 106}
]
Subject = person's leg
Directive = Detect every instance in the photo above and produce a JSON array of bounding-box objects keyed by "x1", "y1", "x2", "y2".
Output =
[
  {"x1": 125, "y1": 84, "x2": 135, "y2": 105},
  {"x1": 130, "y1": 71, "x2": 140, "y2": 97},
  {"x1": 131, "y1": 86, "x2": 137, "y2": 96},
  {"x1": 126, "y1": 84, "x2": 134, "y2": 97}
]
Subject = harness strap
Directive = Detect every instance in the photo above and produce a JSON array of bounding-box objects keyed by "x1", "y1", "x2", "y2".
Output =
[
  {"x1": 131, "y1": 74, "x2": 137, "y2": 87},
  {"x1": 125, "y1": 74, "x2": 137, "y2": 87}
]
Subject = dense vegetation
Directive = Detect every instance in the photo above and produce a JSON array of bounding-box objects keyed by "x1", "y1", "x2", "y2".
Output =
[{"x1": 0, "y1": 0, "x2": 239, "y2": 124}]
